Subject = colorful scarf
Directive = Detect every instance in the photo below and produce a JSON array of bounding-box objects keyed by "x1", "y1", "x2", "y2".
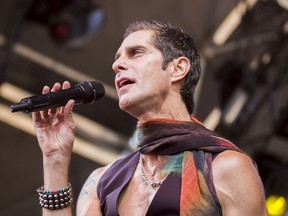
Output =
[{"x1": 137, "y1": 117, "x2": 244, "y2": 216}]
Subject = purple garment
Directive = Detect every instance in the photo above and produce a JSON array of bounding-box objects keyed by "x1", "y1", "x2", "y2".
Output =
[
  {"x1": 97, "y1": 152, "x2": 181, "y2": 216},
  {"x1": 97, "y1": 120, "x2": 245, "y2": 215}
]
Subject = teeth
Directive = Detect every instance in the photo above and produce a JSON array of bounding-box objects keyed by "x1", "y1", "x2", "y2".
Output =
[
  {"x1": 120, "y1": 79, "x2": 132, "y2": 87},
  {"x1": 120, "y1": 80, "x2": 126, "y2": 87}
]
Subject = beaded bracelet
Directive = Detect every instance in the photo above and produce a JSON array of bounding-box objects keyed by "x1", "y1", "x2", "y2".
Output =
[{"x1": 36, "y1": 183, "x2": 73, "y2": 210}]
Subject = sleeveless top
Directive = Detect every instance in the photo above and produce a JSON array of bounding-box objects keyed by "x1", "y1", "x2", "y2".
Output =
[
  {"x1": 97, "y1": 118, "x2": 244, "y2": 215},
  {"x1": 97, "y1": 151, "x2": 184, "y2": 216},
  {"x1": 97, "y1": 151, "x2": 224, "y2": 216}
]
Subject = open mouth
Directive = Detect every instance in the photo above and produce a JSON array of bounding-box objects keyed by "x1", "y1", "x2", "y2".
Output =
[{"x1": 118, "y1": 78, "x2": 135, "y2": 89}]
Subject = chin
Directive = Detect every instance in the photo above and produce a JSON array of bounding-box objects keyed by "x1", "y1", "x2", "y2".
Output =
[
  {"x1": 119, "y1": 102, "x2": 139, "y2": 118},
  {"x1": 119, "y1": 100, "x2": 131, "y2": 112}
]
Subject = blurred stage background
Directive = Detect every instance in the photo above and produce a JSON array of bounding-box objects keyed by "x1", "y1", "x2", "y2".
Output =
[{"x1": 0, "y1": 0, "x2": 287, "y2": 215}]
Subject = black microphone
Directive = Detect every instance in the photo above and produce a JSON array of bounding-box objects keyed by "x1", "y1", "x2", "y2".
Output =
[{"x1": 11, "y1": 81, "x2": 105, "y2": 113}]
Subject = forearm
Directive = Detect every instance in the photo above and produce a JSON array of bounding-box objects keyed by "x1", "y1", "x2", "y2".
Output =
[
  {"x1": 41, "y1": 155, "x2": 72, "y2": 216},
  {"x1": 32, "y1": 82, "x2": 76, "y2": 215}
]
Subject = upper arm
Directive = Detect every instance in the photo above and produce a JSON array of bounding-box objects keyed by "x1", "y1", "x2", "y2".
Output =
[
  {"x1": 212, "y1": 150, "x2": 268, "y2": 216},
  {"x1": 76, "y1": 165, "x2": 111, "y2": 216}
]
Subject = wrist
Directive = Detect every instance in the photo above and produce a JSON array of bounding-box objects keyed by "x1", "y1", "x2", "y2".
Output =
[
  {"x1": 43, "y1": 155, "x2": 70, "y2": 190},
  {"x1": 43, "y1": 151, "x2": 71, "y2": 165},
  {"x1": 42, "y1": 143, "x2": 73, "y2": 159}
]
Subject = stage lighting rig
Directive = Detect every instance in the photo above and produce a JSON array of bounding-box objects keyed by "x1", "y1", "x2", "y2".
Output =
[{"x1": 26, "y1": 0, "x2": 104, "y2": 48}]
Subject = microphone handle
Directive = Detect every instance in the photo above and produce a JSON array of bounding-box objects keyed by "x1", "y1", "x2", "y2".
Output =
[{"x1": 11, "y1": 86, "x2": 85, "y2": 113}]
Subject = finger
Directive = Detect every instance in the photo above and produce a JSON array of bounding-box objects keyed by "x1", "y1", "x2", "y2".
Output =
[
  {"x1": 52, "y1": 82, "x2": 62, "y2": 91},
  {"x1": 40, "y1": 85, "x2": 50, "y2": 118},
  {"x1": 60, "y1": 81, "x2": 71, "y2": 113},
  {"x1": 32, "y1": 110, "x2": 41, "y2": 124},
  {"x1": 62, "y1": 81, "x2": 71, "y2": 90},
  {"x1": 49, "y1": 82, "x2": 61, "y2": 114}
]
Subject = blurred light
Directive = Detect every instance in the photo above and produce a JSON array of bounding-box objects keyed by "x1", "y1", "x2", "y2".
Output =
[
  {"x1": 222, "y1": 88, "x2": 249, "y2": 125},
  {"x1": 261, "y1": 52, "x2": 272, "y2": 65},
  {"x1": 213, "y1": 0, "x2": 258, "y2": 45},
  {"x1": 50, "y1": 22, "x2": 71, "y2": 41},
  {"x1": 0, "y1": 34, "x2": 6, "y2": 46},
  {"x1": 283, "y1": 21, "x2": 288, "y2": 34},
  {"x1": 277, "y1": 0, "x2": 288, "y2": 10},
  {"x1": 26, "y1": 0, "x2": 105, "y2": 48},
  {"x1": 203, "y1": 107, "x2": 222, "y2": 130},
  {"x1": 63, "y1": 8, "x2": 105, "y2": 49},
  {"x1": 266, "y1": 195, "x2": 287, "y2": 216}
]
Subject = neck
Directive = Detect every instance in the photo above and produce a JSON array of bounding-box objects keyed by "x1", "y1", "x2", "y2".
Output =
[{"x1": 137, "y1": 103, "x2": 191, "y2": 124}]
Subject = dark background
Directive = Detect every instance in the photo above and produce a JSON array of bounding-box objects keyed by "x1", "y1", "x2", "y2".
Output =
[{"x1": 0, "y1": 0, "x2": 287, "y2": 215}]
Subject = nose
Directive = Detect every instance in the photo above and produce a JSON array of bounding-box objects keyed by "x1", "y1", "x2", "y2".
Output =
[{"x1": 112, "y1": 55, "x2": 128, "y2": 74}]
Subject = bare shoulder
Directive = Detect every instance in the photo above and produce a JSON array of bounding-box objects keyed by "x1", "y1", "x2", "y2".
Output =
[
  {"x1": 212, "y1": 150, "x2": 258, "y2": 180},
  {"x1": 76, "y1": 164, "x2": 112, "y2": 216},
  {"x1": 212, "y1": 150, "x2": 268, "y2": 216}
]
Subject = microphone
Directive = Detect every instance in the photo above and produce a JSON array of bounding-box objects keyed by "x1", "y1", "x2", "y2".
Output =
[{"x1": 11, "y1": 81, "x2": 105, "y2": 113}]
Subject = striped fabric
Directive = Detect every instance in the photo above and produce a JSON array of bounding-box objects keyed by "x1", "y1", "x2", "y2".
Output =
[{"x1": 137, "y1": 117, "x2": 244, "y2": 216}]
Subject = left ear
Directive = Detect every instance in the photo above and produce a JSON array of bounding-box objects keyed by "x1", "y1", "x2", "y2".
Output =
[{"x1": 170, "y1": 57, "x2": 190, "y2": 83}]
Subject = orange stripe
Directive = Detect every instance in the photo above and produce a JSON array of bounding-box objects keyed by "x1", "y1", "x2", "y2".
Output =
[{"x1": 180, "y1": 151, "x2": 201, "y2": 215}]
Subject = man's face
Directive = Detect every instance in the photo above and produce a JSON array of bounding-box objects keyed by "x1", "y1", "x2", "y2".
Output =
[{"x1": 112, "y1": 30, "x2": 172, "y2": 118}]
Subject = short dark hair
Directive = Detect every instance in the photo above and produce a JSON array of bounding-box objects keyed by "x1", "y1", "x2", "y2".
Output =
[{"x1": 124, "y1": 20, "x2": 201, "y2": 114}]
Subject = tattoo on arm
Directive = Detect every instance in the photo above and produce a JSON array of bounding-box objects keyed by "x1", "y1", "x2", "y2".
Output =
[{"x1": 79, "y1": 173, "x2": 96, "y2": 198}]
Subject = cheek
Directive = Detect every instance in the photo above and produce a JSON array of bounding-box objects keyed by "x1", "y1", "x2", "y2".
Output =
[
  {"x1": 135, "y1": 56, "x2": 168, "y2": 87},
  {"x1": 139, "y1": 61, "x2": 165, "y2": 79},
  {"x1": 141, "y1": 74, "x2": 170, "y2": 97}
]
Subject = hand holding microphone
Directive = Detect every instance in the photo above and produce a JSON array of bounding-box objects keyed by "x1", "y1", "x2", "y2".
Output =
[
  {"x1": 11, "y1": 81, "x2": 105, "y2": 113},
  {"x1": 13, "y1": 80, "x2": 105, "y2": 157},
  {"x1": 11, "y1": 81, "x2": 105, "y2": 160}
]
